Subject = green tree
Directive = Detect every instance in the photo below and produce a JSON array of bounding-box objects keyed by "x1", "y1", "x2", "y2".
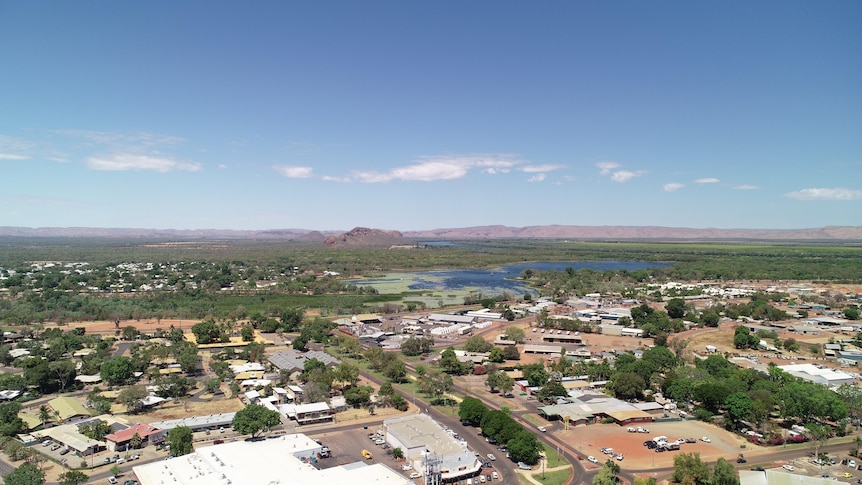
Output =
[
  {"x1": 666, "y1": 298, "x2": 687, "y2": 319},
  {"x1": 38, "y1": 405, "x2": 51, "y2": 427},
  {"x1": 392, "y1": 447, "x2": 404, "y2": 460},
  {"x1": 191, "y1": 319, "x2": 225, "y2": 345},
  {"x1": 593, "y1": 459, "x2": 621, "y2": 485},
  {"x1": 503, "y1": 326, "x2": 526, "y2": 343},
  {"x1": 439, "y1": 348, "x2": 464, "y2": 375},
  {"x1": 458, "y1": 397, "x2": 488, "y2": 426},
  {"x1": 232, "y1": 404, "x2": 281, "y2": 438},
  {"x1": 464, "y1": 335, "x2": 493, "y2": 353},
  {"x1": 502, "y1": 345, "x2": 520, "y2": 361},
  {"x1": 506, "y1": 429, "x2": 541, "y2": 465},
  {"x1": 100, "y1": 356, "x2": 135, "y2": 385},
  {"x1": 0, "y1": 402, "x2": 25, "y2": 437},
  {"x1": 166, "y1": 425, "x2": 194, "y2": 457},
  {"x1": 59, "y1": 470, "x2": 89, "y2": 485},
  {"x1": 240, "y1": 324, "x2": 254, "y2": 342},
  {"x1": 844, "y1": 307, "x2": 860, "y2": 321},
  {"x1": 119, "y1": 385, "x2": 148, "y2": 413},
  {"x1": 672, "y1": 452, "x2": 712, "y2": 485},
  {"x1": 4, "y1": 463, "x2": 45, "y2": 485},
  {"x1": 488, "y1": 347, "x2": 505, "y2": 363},
  {"x1": 712, "y1": 457, "x2": 739, "y2": 485},
  {"x1": 609, "y1": 372, "x2": 645, "y2": 400}
]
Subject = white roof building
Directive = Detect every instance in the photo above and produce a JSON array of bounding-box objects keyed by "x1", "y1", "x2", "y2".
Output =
[
  {"x1": 132, "y1": 433, "x2": 411, "y2": 485},
  {"x1": 777, "y1": 363, "x2": 855, "y2": 387}
]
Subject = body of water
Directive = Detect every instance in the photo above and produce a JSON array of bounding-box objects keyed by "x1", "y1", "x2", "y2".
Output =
[{"x1": 349, "y1": 260, "x2": 671, "y2": 296}]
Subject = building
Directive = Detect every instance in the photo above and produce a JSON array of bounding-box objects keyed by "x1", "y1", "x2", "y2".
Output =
[
  {"x1": 538, "y1": 390, "x2": 654, "y2": 426},
  {"x1": 48, "y1": 397, "x2": 92, "y2": 423},
  {"x1": 777, "y1": 363, "x2": 855, "y2": 387},
  {"x1": 268, "y1": 349, "x2": 341, "y2": 374},
  {"x1": 149, "y1": 413, "x2": 237, "y2": 434},
  {"x1": 104, "y1": 423, "x2": 164, "y2": 452},
  {"x1": 132, "y1": 433, "x2": 411, "y2": 485},
  {"x1": 740, "y1": 468, "x2": 848, "y2": 485},
  {"x1": 383, "y1": 413, "x2": 481, "y2": 482}
]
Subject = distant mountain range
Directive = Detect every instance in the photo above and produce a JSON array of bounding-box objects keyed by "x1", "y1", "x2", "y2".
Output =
[{"x1": 1, "y1": 225, "x2": 861, "y2": 243}]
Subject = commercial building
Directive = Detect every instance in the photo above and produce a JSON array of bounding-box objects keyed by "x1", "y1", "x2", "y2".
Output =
[
  {"x1": 383, "y1": 413, "x2": 481, "y2": 482},
  {"x1": 132, "y1": 433, "x2": 411, "y2": 485}
]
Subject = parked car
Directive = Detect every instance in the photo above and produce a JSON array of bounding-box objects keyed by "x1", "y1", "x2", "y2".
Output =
[
  {"x1": 409, "y1": 472, "x2": 422, "y2": 479},
  {"x1": 492, "y1": 471, "x2": 499, "y2": 480},
  {"x1": 588, "y1": 456, "x2": 599, "y2": 464},
  {"x1": 50, "y1": 444, "x2": 61, "y2": 451},
  {"x1": 701, "y1": 437, "x2": 711, "y2": 443},
  {"x1": 517, "y1": 462, "x2": 532, "y2": 470},
  {"x1": 537, "y1": 426, "x2": 546, "y2": 432},
  {"x1": 487, "y1": 453, "x2": 496, "y2": 461},
  {"x1": 41, "y1": 440, "x2": 52, "y2": 447},
  {"x1": 59, "y1": 448, "x2": 70, "y2": 455},
  {"x1": 402, "y1": 464, "x2": 413, "y2": 471},
  {"x1": 849, "y1": 460, "x2": 857, "y2": 468},
  {"x1": 617, "y1": 454, "x2": 624, "y2": 461},
  {"x1": 783, "y1": 465, "x2": 795, "y2": 472},
  {"x1": 108, "y1": 478, "x2": 118, "y2": 485},
  {"x1": 479, "y1": 475, "x2": 486, "y2": 483}
]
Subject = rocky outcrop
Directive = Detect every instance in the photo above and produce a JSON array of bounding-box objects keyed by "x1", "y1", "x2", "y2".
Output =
[{"x1": 322, "y1": 227, "x2": 408, "y2": 247}]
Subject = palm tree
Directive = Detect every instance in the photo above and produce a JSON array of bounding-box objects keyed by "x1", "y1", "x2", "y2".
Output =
[{"x1": 38, "y1": 405, "x2": 51, "y2": 428}]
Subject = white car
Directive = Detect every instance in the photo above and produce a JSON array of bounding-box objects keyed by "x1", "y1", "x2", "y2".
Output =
[
  {"x1": 701, "y1": 437, "x2": 711, "y2": 443},
  {"x1": 783, "y1": 465, "x2": 795, "y2": 472},
  {"x1": 409, "y1": 472, "x2": 422, "y2": 479},
  {"x1": 517, "y1": 462, "x2": 532, "y2": 470},
  {"x1": 537, "y1": 426, "x2": 546, "y2": 432},
  {"x1": 402, "y1": 464, "x2": 413, "y2": 471},
  {"x1": 588, "y1": 456, "x2": 599, "y2": 464},
  {"x1": 848, "y1": 459, "x2": 857, "y2": 468}
]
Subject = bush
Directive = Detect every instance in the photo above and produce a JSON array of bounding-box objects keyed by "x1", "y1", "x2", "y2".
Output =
[{"x1": 695, "y1": 408, "x2": 714, "y2": 422}]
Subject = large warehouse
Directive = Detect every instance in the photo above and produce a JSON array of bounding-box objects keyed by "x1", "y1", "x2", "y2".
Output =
[{"x1": 132, "y1": 433, "x2": 411, "y2": 485}]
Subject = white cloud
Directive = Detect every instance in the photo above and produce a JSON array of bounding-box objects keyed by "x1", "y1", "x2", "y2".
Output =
[
  {"x1": 522, "y1": 164, "x2": 564, "y2": 173},
  {"x1": 0, "y1": 153, "x2": 29, "y2": 160},
  {"x1": 62, "y1": 130, "x2": 185, "y2": 148},
  {"x1": 218, "y1": 164, "x2": 228, "y2": 169},
  {"x1": 610, "y1": 170, "x2": 645, "y2": 183},
  {"x1": 342, "y1": 154, "x2": 521, "y2": 183},
  {"x1": 663, "y1": 183, "x2": 685, "y2": 192},
  {"x1": 273, "y1": 165, "x2": 314, "y2": 178},
  {"x1": 785, "y1": 188, "x2": 862, "y2": 201},
  {"x1": 733, "y1": 184, "x2": 760, "y2": 190},
  {"x1": 694, "y1": 177, "x2": 720, "y2": 184},
  {"x1": 86, "y1": 154, "x2": 202, "y2": 172},
  {"x1": 527, "y1": 173, "x2": 546, "y2": 183},
  {"x1": 596, "y1": 161, "x2": 619, "y2": 175}
]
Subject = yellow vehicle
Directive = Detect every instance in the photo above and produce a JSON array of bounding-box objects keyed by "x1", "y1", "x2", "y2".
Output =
[{"x1": 362, "y1": 449, "x2": 373, "y2": 460}]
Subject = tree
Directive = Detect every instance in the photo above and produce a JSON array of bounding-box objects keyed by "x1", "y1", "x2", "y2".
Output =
[
  {"x1": 439, "y1": 348, "x2": 465, "y2": 375},
  {"x1": 38, "y1": 405, "x2": 51, "y2": 427},
  {"x1": 503, "y1": 326, "x2": 526, "y2": 343},
  {"x1": 672, "y1": 452, "x2": 712, "y2": 485},
  {"x1": 458, "y1": 397, "x2": 488, "y2": 426},
  {"x1": 488, "y1": 347, "x2": 505, "y2": 363},
  {"x1": 712, "y1": 457, "x2": 738, "y2": 485},
  {"x1": 502, "y1": 345, "x2": 520, "y2": 361},
  {"x1": 844, "y1": 307, "x2": 860, "y2": 321},
  {"x1": 392, "y1": 447, "x2": 404, "y2": 460},
  {"x1": 232, "y1": 404, "x2": 281, "y2": 438},
  {"x1": 118, "y1": 385, "x2": 148, "y2": 413},
  {"x1": 100, "y1": 356, "x2": 135, "y2": 385},
  {"x1": 593, "y1": 459, "x2": 621, "y2": 485},
  {"x1": 507, "y1": 429, "x2": 542, "y2": 465},
  {"x1": 59, "y1": 470, "x2": 88, "y2": 485},
  {"x1": 240, "y1": 324, "x2": 254, "y2": 342},
  {"x1": 609, "y1": 372, "x2": 645, "y2": 400},
  {"x1": 464, "y1": 335, "x2": 493, "y2": 353},
  {"x1": 130, "y1": 432, "x2": 143, "y2": 449},
  {"x1": 666, "y1": 298, "x2": 687, "y2": 319},
  {"x1": 166, "y1": 426, "x2": 194, "y2": 457},
  {"x1": 191, "y1": 319, "x2": 225, "y2": 345},
  {"x1": 0, "y1": 402, "x2": 25, "y2": 437},
  {"x1": 4, "y1": 463, "x2": 45, "y2": 485}
]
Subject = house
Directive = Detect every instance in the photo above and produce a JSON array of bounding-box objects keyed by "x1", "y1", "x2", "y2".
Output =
[
  {"x1": 104, "y1": 423, "x2": 163, "y2": 452},
  {"x1": 268, "y1": 349, "x2": 340, "y2": 374},
  {"x1": 48, "y1": 397, "x2": 92, "y2": 423}
]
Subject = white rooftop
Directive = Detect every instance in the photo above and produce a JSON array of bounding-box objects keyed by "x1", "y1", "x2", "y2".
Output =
[{"x1": 132, "y1": 434, "x2": 411, "y2": 485}]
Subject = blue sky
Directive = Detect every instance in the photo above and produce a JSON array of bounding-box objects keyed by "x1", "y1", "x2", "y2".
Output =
[{"x1": 1, "y1": 1, "x2": 860, "y2": 231}]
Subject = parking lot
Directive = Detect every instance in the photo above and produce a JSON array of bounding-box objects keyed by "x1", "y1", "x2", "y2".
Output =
[{"x1": 308, "y1": 425, "x2": 502, "y2": 484}]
